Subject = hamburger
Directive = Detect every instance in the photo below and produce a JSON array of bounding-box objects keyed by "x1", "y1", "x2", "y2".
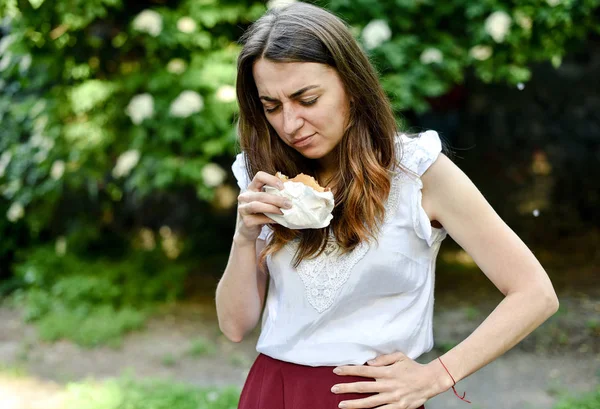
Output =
[
  {"x1": 263, "y1": 171, "x2": 335, "y2": 229},
  {"x1": 275, "y1": 172, "x2": 330, "y2": 192}
]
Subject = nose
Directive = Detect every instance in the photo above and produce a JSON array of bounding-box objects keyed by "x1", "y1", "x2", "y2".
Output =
[{"x1": 282, "y1": 104, "x2": 304, "y2": 136}]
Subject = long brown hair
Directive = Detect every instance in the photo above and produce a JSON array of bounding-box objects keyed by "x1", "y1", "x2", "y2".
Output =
[{"x1": 236, "y1": 2, "x2": 400, "y2": 269}]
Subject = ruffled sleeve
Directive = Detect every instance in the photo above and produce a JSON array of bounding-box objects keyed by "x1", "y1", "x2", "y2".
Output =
[
  {"x1": 398, "y1": 130, "x2": 447, "y2": 246},
  {"x1": 232, "y1": 152, "x2": 253, "y2": 191},
  {"x1": 231, "y1": 152, "x2": 273, "y2": 242},
  {"x1": 399, "y1": 130, "x2": 443, "y2": 177}
]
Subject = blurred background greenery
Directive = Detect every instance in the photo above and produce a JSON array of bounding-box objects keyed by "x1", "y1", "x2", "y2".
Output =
[{"x1": 0, "y1": 0, "x2": 599, "y2": 408}]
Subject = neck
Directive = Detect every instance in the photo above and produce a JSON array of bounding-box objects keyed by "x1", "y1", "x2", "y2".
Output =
[
  {"x1": 316, "y1": 147, "x2": 339, "y2": 181},
  {"x1": 315, "y1": 164, "x2": 336, "y2": 189}
]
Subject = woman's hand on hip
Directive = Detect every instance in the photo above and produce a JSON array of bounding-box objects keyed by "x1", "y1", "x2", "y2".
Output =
[{"x1": 331, "y1": 351, "x2": 452, "y2": 409}]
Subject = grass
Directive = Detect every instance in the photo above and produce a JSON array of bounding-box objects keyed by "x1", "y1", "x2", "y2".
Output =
[
  {"x1": 585, "y1": 319, "x2": 600, "y2": 336},
  {"x1": 186, "y1": 336, "x2": 217, "y2": 357},
  {"x1": 161, "y1": 353, "x2": 178, "y2": 367},
  {"x1": 62, "y1": 376, "x2": 241, "y2": 409},
  {"x1": 434, "y1": 340, "x2": 457, "y2": 354},
  {"x1": 0, "y1": 363, "x2": 28, "y2": 378},
  {"x1": 34, "y1": 305, "x2": 147, "y2": 349},
  {"x1": 552, "y1": 385, "x2": 600, "y2": 409},
  {"x1": 1, "y1": 359, "x2": 598, "y2": 409},
  {"x1": 228, "y1": 352, "x2": 251, "y2": 368},
  {"x1": 463, "y1": 306, "x2": 480, "y2": 321},
  {"x1": 0, "y1": 365, "x2": 242, "y2": 409}
]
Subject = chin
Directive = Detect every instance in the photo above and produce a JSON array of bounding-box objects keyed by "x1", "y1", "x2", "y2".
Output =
[{"x1": 297, "y1": 147, "x2": 327, "y2": 160}]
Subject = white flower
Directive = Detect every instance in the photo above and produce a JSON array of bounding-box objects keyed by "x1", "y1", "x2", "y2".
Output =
[
  {"x1": 0, "y1": 52, "x2": 12, "y2": 71},
  {"x1": 112, "y1": 150, "x2": 140, "y2": 178},
  {"x1": 34, "y1": 150, "x2": 48, "y2": 163},
  {"x1": 469, "y1": 45, "x2": 493, "y2": 61},
  {"x1": 0, "y1": 34, "x2": 15, "y2": 55},
  {"x1": 362, "y1": 20, "x2": 391, "y2": 50},
  {"x1": 514, "y1": 11, "x2": 532, "y2": 31},
  {"x1": 0, "y1": 151, "x2": 12, "y2": 177},
  {"x1": 34, "y1": 115, "x2": 48, "y2": 133},
  {"x1": 7, "y1": 202, "x2": 24, "y2": 222},
  {"x1": 420, "y1": 48, "x2": 443, "y2": 64},
  {"x1": 177, "y1": 17, "x2": 197, "y2": 33},
  {"x1": 31, "y1": 100, "x2": 46, "y2": 118},
  {"x1": 202, "y1": 163, "x2": 226, "y2": 187},
  {"x1": 167, "y1": 58, "x2": 187, "y2": 75},
  {"x1": 126, "y1": 93, "x2": 154, "y2": 125},
  {"x1": 485, "y1": 11, "x2": 512, "y2": 43},
  {"x1": 132, "y1": 10, "x2": 163, "y2": 37},
  {"x1": 50, "y1": 160, "x2": 65, "y2": 180},
  {"x1": 546, "y1": 0, "x2": 561, "y2": 6},
  {"x1": 216, "y1": 85, "x2": 236, "y2": 103},
  {"x1": 55, "y1": 236, "x2": 67, "y2": 256},
  {"x1": 551, "y1": 55, "x2": 562, "y2": 68},
  {"x1": 267, "y1": 0, "x2": 297, "y2": 9},
  {"x1": 169, "y1": 90, "x2": 204, "y2": 118},
  {"x1": 28, "y1": 0, "x2": 44, "y2": 9},
  {"x1": 19, "y1": 54, "x2": 31, "y2": 72},
  {"x1": 30, "y1": 132, "x2": 54, "y2": 150}
]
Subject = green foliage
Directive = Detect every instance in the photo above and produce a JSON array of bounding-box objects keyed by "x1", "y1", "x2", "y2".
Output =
[
  {"x1": 186, "y1": 336, "x2": 217, "y2": 357},
  {"x1": 552, "y1": 385, "x2": 600, "y2": 409},
  {"x1": 9, "y1": 245, "x2": 187, "y2": 347},
  {"x1": 0, "y1": 0, "x2": 256, "y2": 282},
  {"x1": 36, "y1": 304, "x2": 146, "y2": 348},
  {"x1": 161, "y1": 353, "x2": 178, "y2": 367},
  {"x1": 1, "y1": 0, "x2": 599, "y2": 324},
  {"x1": 327, "y1": 0, "x2": 600, "y2": 113},
  {"x1": 64, "y1": 376, "x2": 241, "y2": 409}
]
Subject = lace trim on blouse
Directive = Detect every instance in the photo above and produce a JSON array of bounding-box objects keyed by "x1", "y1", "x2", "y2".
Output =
[{"x1": 283, "y1": 159, "x2": 404, "y2": 313}]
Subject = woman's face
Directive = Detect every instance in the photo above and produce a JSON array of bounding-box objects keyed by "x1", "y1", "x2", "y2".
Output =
[{"x1": 252, "y1": 59, "x2": 351, "y2": 168}]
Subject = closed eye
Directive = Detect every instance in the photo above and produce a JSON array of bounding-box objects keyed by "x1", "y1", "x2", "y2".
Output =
[{"x1": 264, "y1": 98, "x2": 319, "y2": 113}]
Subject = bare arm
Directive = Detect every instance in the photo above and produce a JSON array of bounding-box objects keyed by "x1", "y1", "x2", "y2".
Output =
[
  {"x1": 421, "y1": 154, "x2": 560, "y2": 393},
  {"x1": 215, "y1": 218, "x2": 269, "y2": 343},
  {"x1": 215, "y1": 171, "x2": 290, "y2": 343}
]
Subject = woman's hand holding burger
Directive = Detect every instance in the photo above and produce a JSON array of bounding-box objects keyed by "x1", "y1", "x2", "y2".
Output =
[{"x1": 235, "y1": 171, "x2": 293, "y2": 244}]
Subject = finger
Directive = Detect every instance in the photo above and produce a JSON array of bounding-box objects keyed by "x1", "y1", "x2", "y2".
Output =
[
  {"x1": 239, "y1": 201, "x2": 285, "y2": 216},
  {"x1": 256, "y1": 216, "x2": 280, "y2": 226},
  {"x1": 239, "y1": 191, "x2": 292, "y2": 210},
  {"x1": 338, "y1": 393, "x2": 391, "y2": 409},
  {"x1": 367, "y1": 352, "x2": 407, "y2": 367},
  {"x1": 334, "y1": 365, "x2": 384, "y2": 379},
  {"x1": 238, "y1": 213, "x2": 278, "y2": 229},
  {"x1": 247, "y1": 171, "x2": 283, "y2": 192},
  {"x1": 331, "y1": 381, "x2": 388, "y2": 395}
]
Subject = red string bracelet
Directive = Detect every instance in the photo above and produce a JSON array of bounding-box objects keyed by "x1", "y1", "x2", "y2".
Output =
[{"x1": 437, "y1": 357, "x2": 471, "y2": 404}]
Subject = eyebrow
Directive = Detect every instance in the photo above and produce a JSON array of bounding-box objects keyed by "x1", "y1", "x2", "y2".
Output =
[{"x1": 259, "y1": 85, "x2": 320, "y2": 102}]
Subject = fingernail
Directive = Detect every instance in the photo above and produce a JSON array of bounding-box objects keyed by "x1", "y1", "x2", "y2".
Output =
[
  {"x1": 331, "y1": 385, "x2": 339, "y2": 393},
  {"x1": 284, "y1": 200, "x2": 293, "y2": 208},
  {"x1": 277, "y1": 181, "x2": 284, "y2": 189},
  {"x1": 333, "y1": 367, "x2": 341, "y2": 374},
  {"x1": 339, "y1": 403, "x2": 347, "y2": 408},
  {"x1": 367, "y1": 359, "x2": 375, "y2": 365}
]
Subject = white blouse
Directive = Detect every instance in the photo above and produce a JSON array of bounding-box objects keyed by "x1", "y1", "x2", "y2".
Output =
[{"x1": 231, "y1": 130, "x2": 447, "y2": 367}]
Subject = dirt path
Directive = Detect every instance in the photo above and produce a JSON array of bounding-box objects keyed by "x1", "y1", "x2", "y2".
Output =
[{"x1": 0, "y1": 294, "x2": 598, "y2": 409}]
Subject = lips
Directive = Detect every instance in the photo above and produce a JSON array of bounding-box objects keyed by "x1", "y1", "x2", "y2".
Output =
[{"x1": 292, "y1": 133, "x2": 315, "y2": 147}]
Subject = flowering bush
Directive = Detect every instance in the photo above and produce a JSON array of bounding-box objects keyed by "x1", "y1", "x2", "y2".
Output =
[
  {"x1": 0, "y1": 0, "x2": 598, "y2": 287},
  {"x1": 329, "y1": 0, "x2": 600, "y2": 112},
  {"x1": 0, "y1": 0, "x2": 265, "y2": 275}
]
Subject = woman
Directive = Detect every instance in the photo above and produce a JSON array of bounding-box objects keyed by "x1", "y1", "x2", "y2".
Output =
[{"x1": 215, "y1": 3, "x2": 559, "y2": 409}]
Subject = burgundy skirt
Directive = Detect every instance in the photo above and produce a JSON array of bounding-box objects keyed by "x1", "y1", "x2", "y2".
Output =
[{"x1": 238, "y1": 353, "x2": 425, "y2": 409}]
